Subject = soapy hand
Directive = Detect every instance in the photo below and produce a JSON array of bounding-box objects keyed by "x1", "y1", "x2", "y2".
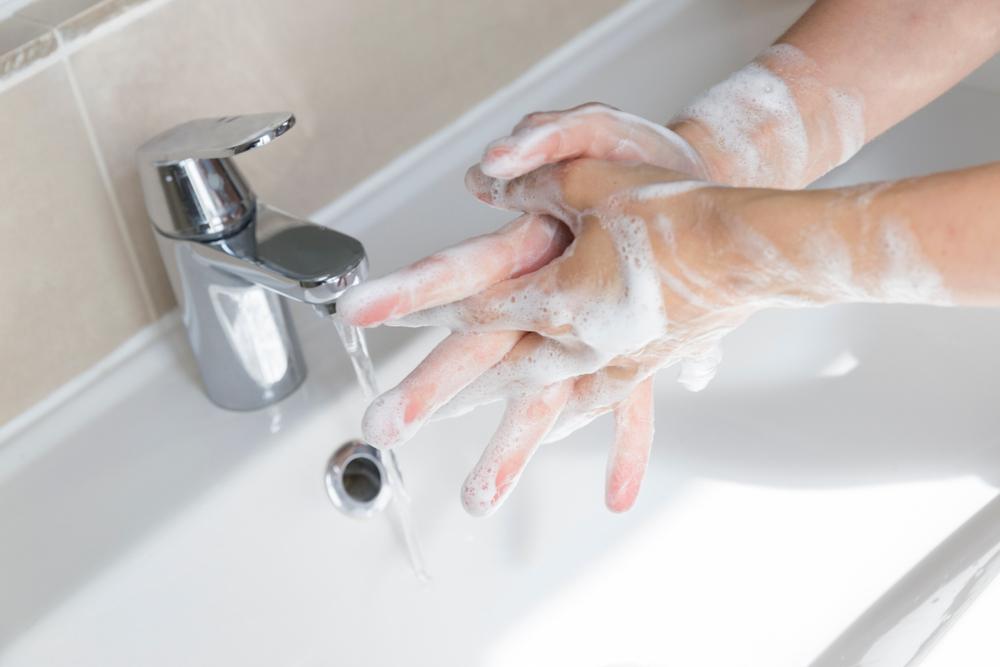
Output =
[
  {"x1": 339, "y1": 160, "x2": 778, "y2": 515},
  {"x1": 335, "y1": 0, "x2": 1000, "y2": 521},
  {"x1": 337, "y1": 54, "x2": 873, "y2": 517},
  {"x1": 337, "y1": 73, "x2": 864, "y2": 516},
  {"x1": 478, "y1": 102, "x2": 711, "y2": 181}
]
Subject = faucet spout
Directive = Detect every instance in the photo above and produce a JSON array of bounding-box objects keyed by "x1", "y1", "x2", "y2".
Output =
[{"x1": 192, "y1": 204, "x2": 367, "y2": 316}]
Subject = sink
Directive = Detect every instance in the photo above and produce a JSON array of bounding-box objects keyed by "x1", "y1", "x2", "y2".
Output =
[{"x1": 2, "y1": 0, "x2": 1000, "y2": 665}]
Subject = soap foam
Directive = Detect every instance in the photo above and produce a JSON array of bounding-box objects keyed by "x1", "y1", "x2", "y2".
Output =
[
  {"x1": 876, "y1": 219, "x2": 951, "y2": 304},
  {"x1": 674, "y1": 44, "x2": 866, "y2": 188},
  {"x1": 361, "y1": 388, "x2": 409, "y2": 449},
  {"x1": 828, "y1": 89, "x2": 866, "y2": 166},
  {"x1": 628, "y1": 180, "x2": 706, "y2": 202},
  {"x1": 677, "y1": 343, "x2": 723, "y2": 392},
  {"x1": 677, "y1": 56, "x2": 808, "y2": 186},
  {"x1": 428, "y1": 206, "x2": 671, "y2": 422}
]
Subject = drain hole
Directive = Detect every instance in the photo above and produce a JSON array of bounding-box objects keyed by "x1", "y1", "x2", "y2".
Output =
[
  {"x1": 342, "y1": 456, "x2": 382, "y2": 502},
  {"x1": 326, "y1": 440, "x2": 391, "y2": 518}
]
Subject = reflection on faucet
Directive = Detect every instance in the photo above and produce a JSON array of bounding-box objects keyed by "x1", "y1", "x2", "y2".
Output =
[{"x1": 209, "y1": 284, "x2": 290, "y2": 391}]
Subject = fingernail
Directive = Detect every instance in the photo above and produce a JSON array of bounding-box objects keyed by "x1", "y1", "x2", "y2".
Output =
[
  {"x1": 481, "y1": 145, "x2": 525, "y2": 180},
  {"x1": 605, "y1": 471, "x2": 641, "y2": 513}
]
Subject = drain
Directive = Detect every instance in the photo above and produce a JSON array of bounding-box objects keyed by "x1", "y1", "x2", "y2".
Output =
[{"x1": 325, "y1": 441, "x2": 391, "y2": 518}]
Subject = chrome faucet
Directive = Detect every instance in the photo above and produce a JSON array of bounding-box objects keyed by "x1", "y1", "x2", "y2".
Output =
[{"x1": 137, "y1": 113, "x2": 366, "y2": 410}]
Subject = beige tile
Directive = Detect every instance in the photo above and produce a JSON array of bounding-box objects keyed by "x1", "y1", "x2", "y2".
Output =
[
  {"x1": 0, "y1": 63, "x2": 150, "y2": 425},
  {"x1": 68, "y1": 0, "x2": 624, "y2": 316}
]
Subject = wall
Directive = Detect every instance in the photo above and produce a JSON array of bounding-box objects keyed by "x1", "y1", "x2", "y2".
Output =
[{"x1": 0, "y1": 0, "x2": 626, "y2": 426}]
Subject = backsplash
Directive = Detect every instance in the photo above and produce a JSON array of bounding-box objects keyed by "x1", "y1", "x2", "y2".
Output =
[{"x1": 0, "y1": 0, "x2": 625, "y2": 426}]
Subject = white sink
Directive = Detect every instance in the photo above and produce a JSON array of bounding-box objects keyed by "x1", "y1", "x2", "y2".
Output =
[{"x1": 3, "y1": 1, "x2": 1000, "y2": 665}]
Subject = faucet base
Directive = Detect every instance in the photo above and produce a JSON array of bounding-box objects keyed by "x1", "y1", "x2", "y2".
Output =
[{"x1": 158, "y1": 232, "x2": 308, "y2": 411}]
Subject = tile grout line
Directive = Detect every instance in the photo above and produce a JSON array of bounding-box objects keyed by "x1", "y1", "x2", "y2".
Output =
[
  {"x1": 0, "y1": 0, "x2": 175, "y2": 95},
  {"x1": 53, "y1": 27, "x2": 159, "y2": 322}
]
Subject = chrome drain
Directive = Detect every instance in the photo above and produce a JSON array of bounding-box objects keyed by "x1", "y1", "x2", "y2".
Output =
[{"x1": 325, "y1": 441, "x2": 391, "y2": 518}]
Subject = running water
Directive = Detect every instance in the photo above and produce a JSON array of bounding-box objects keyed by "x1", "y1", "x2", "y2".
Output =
[{"x1": 331, "y1": 316, "x2": 429, "y2": 582}]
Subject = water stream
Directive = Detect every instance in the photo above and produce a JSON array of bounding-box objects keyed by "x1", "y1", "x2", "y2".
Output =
[{"x1": 332, "y1": 316, "x2": 429, "y2": 582}]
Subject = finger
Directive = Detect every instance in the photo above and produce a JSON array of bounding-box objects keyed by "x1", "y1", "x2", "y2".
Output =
[
  {"x1": 361, "y1": 331, "x2": 523, "y2": 449},
  {"x1": 481, "y1": 111, "x2": 606, "y2": 180},
  {"x1": 465, "y1": 163, "x2": 576, "y2": 219},
  {"x1": 543, "y1": 364, "x2": 644, "y2": 444},
  {"x1": 511, "y1": 107, "x2": 578, "y2": 133},
  {"x1": 606, "y1": 376, "x2": 655, "y2": 513},
  {"x1": 337, "y1": 214, "x2": 571, "y2": 327},
  {"x1": 481, "y1": 103, "x2": 707, "y2": 180},
  {"x1": 385, "y1": 255, "x2": 564, "y2": 333},
  {"x1": 461, "y1": 380, "x2": 572, "y2": 517},
  {"x1": 433, "y1": 334, "x2": 603, "y2": 420}
]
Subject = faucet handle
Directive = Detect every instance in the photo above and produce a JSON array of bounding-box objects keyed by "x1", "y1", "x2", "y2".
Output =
[
  {"x1": 137, "y1": 112, "x2": 295, "y2": 164},
  {"x1": 137, "y1": 112, "x2": 295, "y2": 241}
]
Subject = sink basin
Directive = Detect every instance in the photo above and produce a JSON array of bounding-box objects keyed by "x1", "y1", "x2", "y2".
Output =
[{"x1": 2, "y1": 1, "x2": 1000, "y2": 665}]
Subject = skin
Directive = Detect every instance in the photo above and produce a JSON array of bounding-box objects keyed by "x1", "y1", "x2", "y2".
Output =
[
  {"x1": 337, "y1": 0, "x2": 1000, "y2": 515},
  {"x1": 674, "y1": 0, "x2": 1000, "y2": 186}
]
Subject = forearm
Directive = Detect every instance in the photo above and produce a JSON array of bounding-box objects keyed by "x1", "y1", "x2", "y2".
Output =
[
  {"x1": 745, "y1": 162, "x2": 1000, "y2": 306},
  {"x1": 668, "y1": 0, "x2": 1000, "y2": 189}
]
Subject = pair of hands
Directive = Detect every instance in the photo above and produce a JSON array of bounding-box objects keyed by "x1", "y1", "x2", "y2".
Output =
[{"x1": 338, "y1": 103, "x2": 781, "y2": 515}]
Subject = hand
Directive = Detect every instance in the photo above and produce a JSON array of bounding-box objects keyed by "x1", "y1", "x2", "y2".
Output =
[
  {"x1": 339, "y1": 160, "x2": 785, "y2": 515},
  {"x1": 478, "y1": 102, "x2": 711, "y2": 181}
]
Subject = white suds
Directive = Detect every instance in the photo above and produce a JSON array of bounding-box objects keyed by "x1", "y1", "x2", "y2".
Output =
[
  {"x1": 672, "y1": 43, "x2": 866, "y2": 187},
  {"x1": 677, "y1": 343, "x2": 723, "y2": 392},
  {"x1": 361, "y1": 389, "x2": 409, "y2": 449},
  {"x1": 877, "y1": 219, "x2": 951, "y2": 304},
  {"x1": 628, "y1": 180, "x2": 706, "y2": 201},
  {"x1": 800, "y1": 222, "x2": 861, "y2": 302},
  {"x1": 427, "y1": 208, "x2": 670, "y2": 420},
  {"x1": 828, "y1": 88, "x2": 866, "y2": 166},
  {"x1": 677, "y1": 49, "x2": 808, "y2": 187}
]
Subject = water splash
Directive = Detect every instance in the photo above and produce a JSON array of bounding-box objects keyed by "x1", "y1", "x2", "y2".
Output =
[{"x1": 332, "y1": 315, "x2": 429, "y2": 581}]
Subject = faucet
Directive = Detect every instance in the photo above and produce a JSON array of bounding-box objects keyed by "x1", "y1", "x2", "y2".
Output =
[{"x1": 137, "y1": 112, "x2": 367, "y2": 410}]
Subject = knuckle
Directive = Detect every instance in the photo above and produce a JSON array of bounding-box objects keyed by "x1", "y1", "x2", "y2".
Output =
[
  {"x1": 518, "y1": 110, "x2": 554, "y2": 128},
  {"x1": 574, "y1": 101, "x2": 613, "y2": 114}
]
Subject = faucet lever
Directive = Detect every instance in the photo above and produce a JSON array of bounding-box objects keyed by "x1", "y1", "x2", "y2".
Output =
[
  {"x1": 137, "y1": 112, "x2": 296, "y2": 241},
  {"x1": 137, "y1": 112, "x2": 294, "y2": 163}
]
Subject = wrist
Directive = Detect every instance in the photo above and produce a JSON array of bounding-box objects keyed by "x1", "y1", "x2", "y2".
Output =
[
  {"x1": 667, "y1": 118, "x2": 736, "y2": 185},
  {"x1": 733, "y1": 188, "x2": 866, "y2": 306},
  {"x1": 668, "y1": 45, "x2": 866, "y2": 190}
]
